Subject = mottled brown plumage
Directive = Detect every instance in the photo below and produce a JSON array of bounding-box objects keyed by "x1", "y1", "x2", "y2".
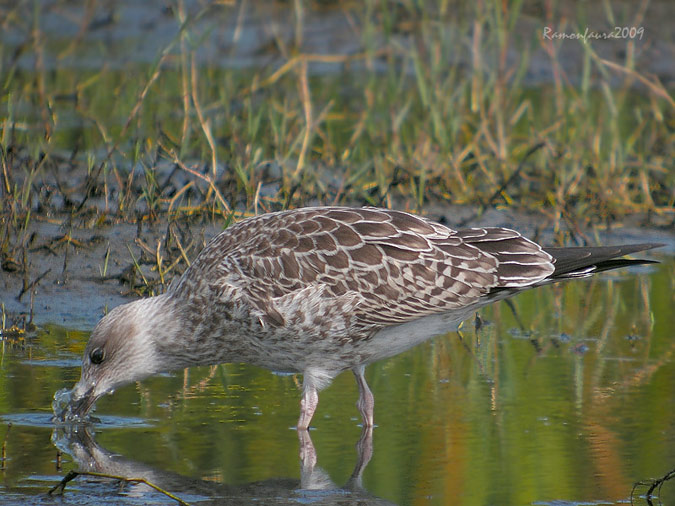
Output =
[{"x1": 58, "y1": 207, "x2": 661, "y2": 429}]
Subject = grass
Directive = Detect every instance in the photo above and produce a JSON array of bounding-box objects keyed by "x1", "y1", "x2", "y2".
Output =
[{"x1": 0, "y1": 0, "x2": 673, "y2": 275}]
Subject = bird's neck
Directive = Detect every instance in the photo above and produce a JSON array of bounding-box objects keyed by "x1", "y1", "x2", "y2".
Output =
[
  {"x1": 129, "y1": 293, "x2": 194, "y2": 372},
  {"x1": 144, "y1": 290, "x2": 237, "y2": 371}
]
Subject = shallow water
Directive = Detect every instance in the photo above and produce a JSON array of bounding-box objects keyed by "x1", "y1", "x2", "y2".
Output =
[{"x1": 0, "y1": 258, "x2": 673, "y2": 505}]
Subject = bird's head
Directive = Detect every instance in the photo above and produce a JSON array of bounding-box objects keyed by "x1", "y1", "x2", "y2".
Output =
[{"x1": 65, "y1": 298, "x2": 170, "y2": 419}]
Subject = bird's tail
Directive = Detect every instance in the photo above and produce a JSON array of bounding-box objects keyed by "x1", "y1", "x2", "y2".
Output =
[{"x1": 543, "y1": 243, "x2": 663, "y2": 280}]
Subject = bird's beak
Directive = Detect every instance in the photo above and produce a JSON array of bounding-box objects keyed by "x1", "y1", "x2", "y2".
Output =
[
  {"x1": 53, "y1": 380, "x2": 100, "y2": 422},
  {"x1": 69, "y1": 385, "x2": 99, "y2": 419}
]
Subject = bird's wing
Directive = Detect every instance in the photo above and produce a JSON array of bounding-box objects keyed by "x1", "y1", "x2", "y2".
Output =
[{"x1": 186, "y1": 207, "x2": 555, "y2": 330}]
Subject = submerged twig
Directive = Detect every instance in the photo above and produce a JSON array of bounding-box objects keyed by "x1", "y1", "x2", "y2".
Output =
[
  {"x1": 47, "y1": 470, "x2": 190, "y2": 506},
  {"x1": 632, "y1": 467, "x2": 675, "y2": 505}
]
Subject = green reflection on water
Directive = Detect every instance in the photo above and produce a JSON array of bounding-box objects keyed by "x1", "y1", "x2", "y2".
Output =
[{"x1": 0, "y1": 259, "x2": 673, "y2": 505}]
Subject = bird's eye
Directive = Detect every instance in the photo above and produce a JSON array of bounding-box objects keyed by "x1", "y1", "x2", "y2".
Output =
[{"x1": 90, "y1": 348, "x2": 105, "y2": 365}]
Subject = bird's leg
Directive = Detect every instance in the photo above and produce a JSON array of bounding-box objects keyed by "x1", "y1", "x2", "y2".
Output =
[
  {"x1": 298, "y1": 383, "x2": 319, "y2": 430},
  {"x1": 353, "y1": 365, "x2": 374, "y2": 427}
]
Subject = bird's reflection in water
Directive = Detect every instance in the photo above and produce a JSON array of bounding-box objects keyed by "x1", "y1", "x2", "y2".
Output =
[
  {"x1": 298, "y1": 426, "x2": 373, "y2": 491},
  {"x1": 51, "y1": 425, "x2": 390, "y2": 505}
]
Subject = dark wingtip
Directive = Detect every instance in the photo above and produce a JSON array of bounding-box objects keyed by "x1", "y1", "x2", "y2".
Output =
[
  {"x1": 608, "y1": 243, "x2": 665, "y2": 254},
  {"x1": 544, "y1": 243, "x2": 664, "y2": 279}
]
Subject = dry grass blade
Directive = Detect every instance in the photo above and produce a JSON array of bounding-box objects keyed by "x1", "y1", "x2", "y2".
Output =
[
  {"x1": 190, "y1": 53, "x2": 218, "y2": 202},
  {"x1": 161, "y1": 142, "x2": 231, "y2": 214},
  {"x1": 17, "y1": 268, "x2": 51, "y2": 302},
  {"x1": 293, "y1": 58, "x2": 312, "y2": 179},
  {"x1": 600, "y1": 58, "x2": 675, "y2": 109}
]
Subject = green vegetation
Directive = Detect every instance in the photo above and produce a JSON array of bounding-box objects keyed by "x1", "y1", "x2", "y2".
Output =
[{"x1": 1, "y1": 1, "x2": 672, "y2": 229}]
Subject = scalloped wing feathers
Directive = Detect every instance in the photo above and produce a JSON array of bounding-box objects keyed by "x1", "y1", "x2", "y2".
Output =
[{"x1": 172, "y1": 207, "x2": 555, "y2": 332}]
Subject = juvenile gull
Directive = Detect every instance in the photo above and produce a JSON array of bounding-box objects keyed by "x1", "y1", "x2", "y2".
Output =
[{"x1": 60, "y1": 207, "x2": 661, "y2": 429}]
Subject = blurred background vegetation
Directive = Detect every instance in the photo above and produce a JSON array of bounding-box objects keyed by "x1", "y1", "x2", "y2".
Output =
[{"x1": 1, "y1": 0, "x2": 673, "y2": 238}]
